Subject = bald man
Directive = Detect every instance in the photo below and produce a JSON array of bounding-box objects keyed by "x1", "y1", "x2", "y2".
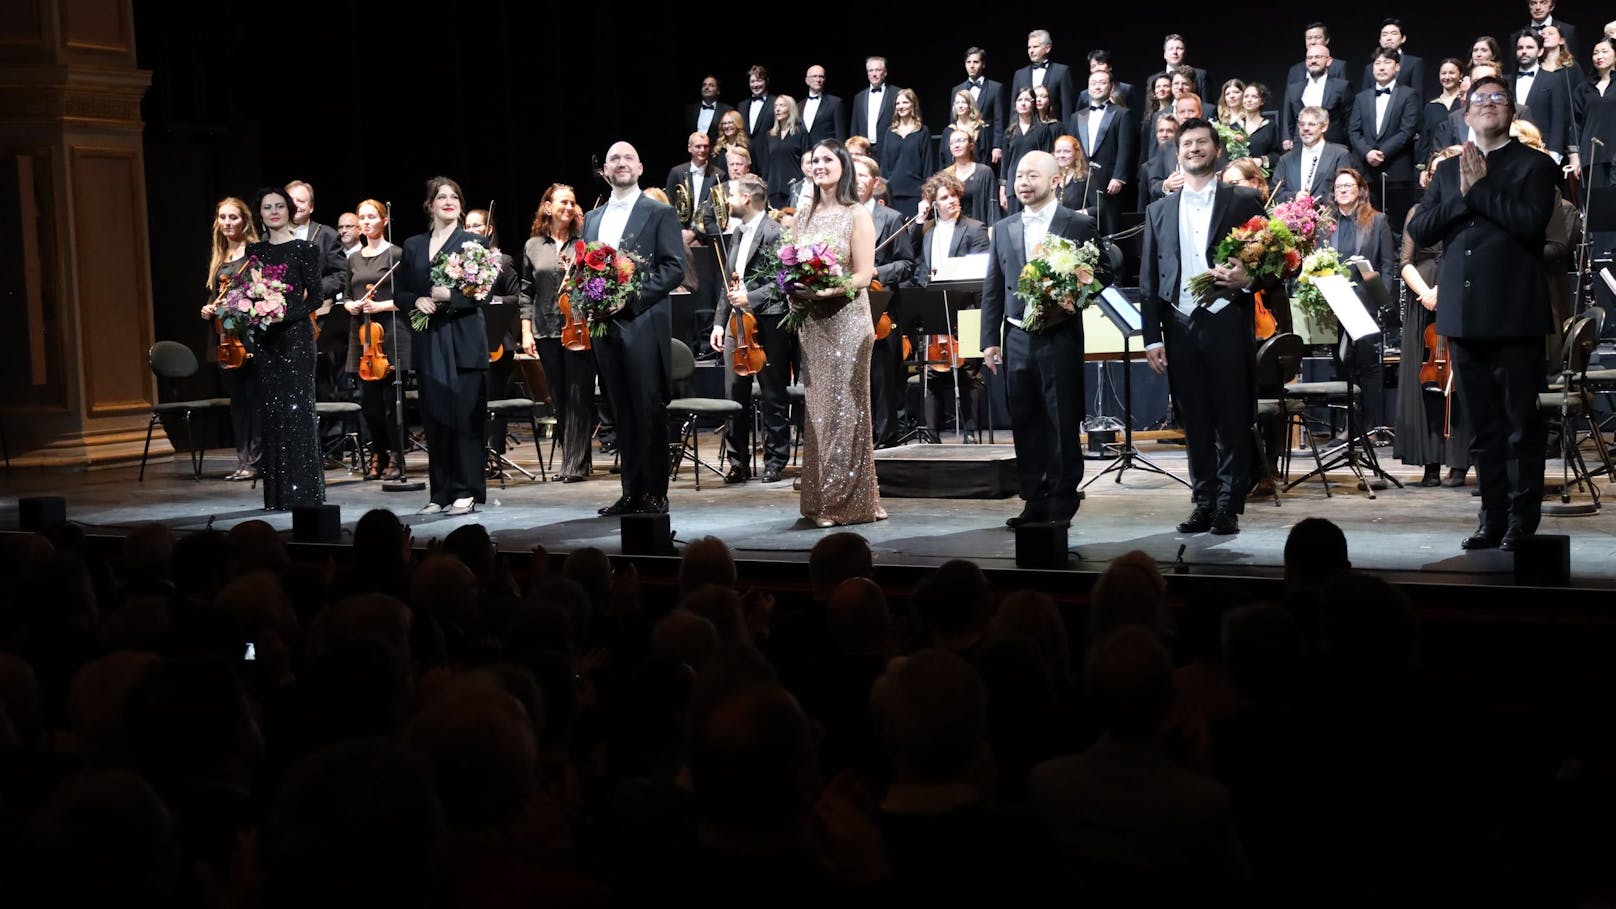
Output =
[
  {"x1": 583, "y1": 141, "x2": 686, "y2": 516},
  {"x1": 980, "y1": 150, "x2": 1097, "y2": 528}
]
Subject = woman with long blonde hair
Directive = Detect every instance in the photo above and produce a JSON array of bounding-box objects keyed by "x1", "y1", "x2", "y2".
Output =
[{"x1": 198, "y1": 197, "x2": 261, "y2": 480}]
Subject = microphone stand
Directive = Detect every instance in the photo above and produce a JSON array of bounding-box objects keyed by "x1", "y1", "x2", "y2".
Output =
[
  {"x1": 1575, "y1": 137, "x2": 1602, "y2": 317},
  {"x1": 382, "y1": 199, "x2": 425, "y2": 493}
]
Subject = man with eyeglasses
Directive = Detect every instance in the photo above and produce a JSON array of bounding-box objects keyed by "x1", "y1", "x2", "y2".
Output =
[{"x1": 1408, "y1": 75, "x2": 1559, "y2": 552}]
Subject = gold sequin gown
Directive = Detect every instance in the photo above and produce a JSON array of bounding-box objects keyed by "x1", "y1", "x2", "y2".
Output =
[{"x1": 796, "y1": 203, "x2": 886, "y2": 525}]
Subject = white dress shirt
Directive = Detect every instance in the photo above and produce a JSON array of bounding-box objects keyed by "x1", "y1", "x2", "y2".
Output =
[
  {"x1": 747, "y1": 95, "x2": 766, "y2": 133},
  {"x1": 1012, "y1": 201, "x2": 1056, "y2": 327},
  {"x1": 966, "y1": 79, "x2": 983, "y2": 103},
  {"x1": 697, "y1": 102, "x2": 716, "y2": 135},
  {"x1": 930, "y1": 216, "x2": 958, "y2": 266},
  {"x1": 1301, "y1": 73, "x2": 1327, "y2": 110},
  {"x1": 803, "y1": 94, "x2": 821, "y2": 131},
  {"x1": 1086, "y1": 103, "x2": 1107, "y2": 156},
  {"x1": 599, "y1": 187, "x2": 641, "y2": 250},
  {"x1": 1373, "y1": 82, "x2": 1394, "y2": 135},
  {"x1": 1031, "y1": 63, "x2": 1047, "y2": 89},
  {"x1": 865, "y1": 85, "x2": 884, "y2": 141},
  {"x1": 1515, "y1": 70, "x2": 1536, "y2": 106},
  {"x1": 293, "y1": 222, "x2": 311, "y2": 241},
  {"x1": 1300, "y1": 141, "x2": 1323, "y2": 196},
  {"x1": 733, "y1": 211, "x2": 765, "y2": 272},
  {"x1": 1176, "y1": 181, "x2": 1229, "y2": 316}
]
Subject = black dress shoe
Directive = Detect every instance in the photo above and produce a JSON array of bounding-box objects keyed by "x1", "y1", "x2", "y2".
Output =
[
  {"x1": 1461, "y1": 524, "x2": 1505, "y2": 550},
  {"x1": 1209, "y1": 509, "x2": 1240, "y2": 535},
  {"x1": 634, "y1": 494, "x2": 669, "y2": 514},
  {"x1": 559, "y1": 474, "x2": 584, "y2": 483},
  {"x1": 1177, "y1": 506, "x2": 1214, "y2": 533},
  {"x1": 598, "y1": 496, "x2": 634, "y2": 516},
  {"x1": 1005, "y1": 504, "x2": 1048, "y2": 528},
  {"x1": 723, "y1": 467, "x2": 750, "y2": 484},
  {"x1": 1499, "y1": 524, "x2": 1530, "y2": 552},
  {"x1": 762, "y1": 469, "x2": 782, "y2": 484}
]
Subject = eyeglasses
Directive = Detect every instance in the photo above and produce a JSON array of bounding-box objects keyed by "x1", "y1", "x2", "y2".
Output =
[{"x1": 1468, "y1": 90, "x2": 1510, "y2": 106}]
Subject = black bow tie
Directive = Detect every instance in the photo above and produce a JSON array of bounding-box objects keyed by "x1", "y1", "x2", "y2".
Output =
[
  {"x1": 1375, "y1": 87, "x2": 1392, "y2": 96},
  {"x1": 1520, "y1": 70, "x2": 1537, "y2": 78},
  {"x1": 870, "y1": 86, "x2": 882, "y2": 94},
  {"x1": 808, "y1": 94, "x2": 821, "y2": 100},
  {"x1": 1090, "y1": 103, "x2": 1106, "y2": 111},
  {"x1": 702, "y1": 102, "x2": 715, "y2": 109},
  {"x1": 1032, "y1": 62, "x2": 1048, "y2": 70},
  {"x1": 1532, "y1": 21, "x2": 1546, "y2": 31},
  {"x1": 969, "y1": 80, "x2": 983, "y2": 88}
]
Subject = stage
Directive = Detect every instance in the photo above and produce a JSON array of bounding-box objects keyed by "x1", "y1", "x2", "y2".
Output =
[{"x1": 5, "y1": 434, "x2": 1616, "y2": 589}]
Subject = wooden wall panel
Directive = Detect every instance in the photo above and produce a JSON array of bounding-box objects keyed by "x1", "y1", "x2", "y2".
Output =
[
  {"x1": 71, "y1": 146, "x2": 151, "y2": 415},
  {"x1": 61, "y1": 0, "x2": 130, "y2": 55}
]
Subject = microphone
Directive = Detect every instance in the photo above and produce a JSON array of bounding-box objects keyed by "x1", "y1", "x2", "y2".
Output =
[{"x1": 1593, "y1": 138, "x2": 1606, "y2": 148}]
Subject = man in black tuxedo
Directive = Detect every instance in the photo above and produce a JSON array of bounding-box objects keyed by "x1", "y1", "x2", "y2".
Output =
[
  {"x1": 852, "y1": 155, "x2": 917, "y2": 448},
  {"x1": 980, "y1": 150, "x2": 1096, "y2": 527},
  {"x1": 1349, "y1": 48, "x2": 1421, "y2": 232},
  {"x1": 666, "y1": 131, "x2": 724, "y2": 348},
  {"x1": 1525, "y1": 0, "x2": 1578, "y2": 61},
  {"x1": 1362, "y1": 19, "x2": 1426, "y2": 102},
  {"x1": 686, "y1": 75, "x2": 733, "y2": 143},
  {"x1": 705, "y1": 174, "x2": 791, "y2": 485},
  {"x1": 1286, "y1": 23, "x2": 1350, "y2": 92},
  {"x1": 739, "y1": 65, "x2": 775, "y2": 157},
  {"x1": 1514, "y1": 31, "x2": 1573, "y2": 165},
  {"x1": 584, "y1": 141, "x2": 686, "y2": 516},
  {"x1": 1013, "y1": 29, "x2": 1079, "y2": 123},
  {"x1": 800, "y1": 64, "x2": 846, "y2": 146},
  {"x1": 285, "y1": 179, "x2": 352, "y2": 452},
  {"x1": 914, "y1": 173, "x2": 991, "y2": 440},
  {"x1": 1067, "y1": 68, "x2": 1137, "y2": 238},
  {"x1": 1077, "y1": 49, "x2": 1133, "y2": 110},
  {"x1": 850, "y1": 56, "x2": 898, "y2": 159},
  {"x1": 1142, "y1": 119, "x2": 1273, "y2": 536},
  {"x1": 1272, "y1": 106, "x2": 1353, "y2": 201},
  {"x1": 1409, "y1": 77, "x2": 1558, "y2": 551},
  {"x1": 953, "y1": 46, "x2": 1008, "y2": 166},
  {"x1": 1145, "y1": 34, "x2": 1208, "y2": 101},
  {"x1": 1283, "y1": 45, "x2": 1352, "y2": 148}
]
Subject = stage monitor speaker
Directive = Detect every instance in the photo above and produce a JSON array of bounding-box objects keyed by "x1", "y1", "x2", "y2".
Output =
[
  {"x1": 18, "y1": 496, "x2": 66, "y2": 532},
  {"x1": 621, "y1": 513, "x2": 674, "y2": 555},
  {"x1": 1513, "y1": 534, "x2": 1570, "y2": 587},
  {"x1": 292, "y1": 505, "x2": 341, "y2": 543},
  {"x1": 1015, "y1": 521, "x2": 1069, "y2": 568}
]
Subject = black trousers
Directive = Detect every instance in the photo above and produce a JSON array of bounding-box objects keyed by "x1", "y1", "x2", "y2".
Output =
[
  {"x1": 218, "y1": 360, "x2": 261, "y2": 470},
  {"x1": 1165, "y1": 304, "x2": 1256, "y2": 514},
  {"x1": 593, "y1": 300, "x2": 671, "y2": 500},
  {"x1": 535, "y1": 337, "x2": 596, "y2": 478},
  {"x1": 1004, "y1": 321, "x2": 1085, "y2": 515},
  {"x1": 1451, "y1": 337, "x2": 1547, "y2": 532},
  {"x1": 720, "y1": 311, "x2": 796, "y2": 474},
  {"x1": 486, "y1": 350, "x2": 518, "y2": 452},
  {"x1": 870, "y1": 331, "x2": 904, "y2": 446},
  {"x1": 356, "y1": 371, "x2": 401, "y2": 461},
  {"x1": 924, "y1": 360, "x2": 985, "y2": 434},
  {"x1": 418, "y1": 330, "x2": 488, "y2": 504}
]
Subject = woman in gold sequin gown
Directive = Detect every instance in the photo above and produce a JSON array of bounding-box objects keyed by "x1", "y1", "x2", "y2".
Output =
[{"x1": 795, "y1": 139, "x2": 886, "y2": 527}]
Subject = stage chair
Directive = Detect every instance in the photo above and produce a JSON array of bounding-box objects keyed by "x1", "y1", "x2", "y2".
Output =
[
  {"x1": 486, "y1": 394, "x2": 548, "y2": 485},
  {"x1": 1281, "y1": 329, "x2": 1400, "y2": 496},
  {"x1": 316, "y1": 400, "x2": 366, "y2": 473},
  {"x1": 140, "y1": 341, "x2": 228, "y2": 481},
  {"x1": 1543, "y1": 314, "x2": 1611, "y2": 507},
  {"x1": 1252, "y1": 332, "x2": 1316, "y2": 505},
  {"x1": 666, "y1": 338, "x2": 742, "y2": 490}
]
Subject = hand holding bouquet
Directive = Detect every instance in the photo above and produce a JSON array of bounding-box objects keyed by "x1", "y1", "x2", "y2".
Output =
[
  {"x1": 218, "y1": 256, "x2": 291, "y2": 338},
  {"x1": 764, "y1": 231, "x2": 857, "y2": 332},
  {"x1": 412, "y1": 240, "x2": 502, "y2": 330},
  {"x1": 1014, "y1": 236, "x2": 1107, "y2": 332},
  {"x1": 1186, "y1": 193, "x2": 1332, "y2": 305},
  {"x1": 561, "y1": 240, "x2": 644, "y2": 337}
]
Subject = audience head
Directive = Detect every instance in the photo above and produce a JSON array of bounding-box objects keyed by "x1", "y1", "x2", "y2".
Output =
[
  {"x1": 991, "y1": 590, "x2": 1072, "y2": 685},
  {"x1": 1320, "y1": 570, "x2": 1419, "y2": 675},
  {"x1": 651, "y1": 608, "x2": 720, "y2": 673},
  {"x1": 679, "y1": 535, "x2": 736, "y2": 596},
  {"x1": 825, "y1": 577, "x2": 891, "y2": 655},
  {"x1": 686, "y1": 682, "x2": 817, "y2": 843},
  {"x1": 27, "y1": 770, "x2": 179, "y2": 905},
  {"x1": 679, "y1": 584, "x2": 747, "y2": 644},
  {"x1": 1283, "y1": 517, "x2": 1350, "y2": 591},
  {"x1": 406, "y1": 672, "x2": 537, "y2": 831},
  {"x1": 912, "y1": 559, "x2": 993, "y2": 652},
  {"x1": 809, "y1": 531, "x2": 873, "y2": 598},
  {"x1": 1085, "y1": 626, "x2": 1174, "y2": 742},
  {"x1": 870, "y1": 649, "x2": 987, "y2": 782},
  {"x1": 1089, "y1": 550, "x2": 1168, "y2": 640}
]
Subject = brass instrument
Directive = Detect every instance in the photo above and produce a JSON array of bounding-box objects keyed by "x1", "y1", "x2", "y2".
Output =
[
  {"x1": 673, "y1": 181, "x2": 693, "y2": 225},
  {"x1": 711, "y1": 182, "x2": 730, "y2": 233}
]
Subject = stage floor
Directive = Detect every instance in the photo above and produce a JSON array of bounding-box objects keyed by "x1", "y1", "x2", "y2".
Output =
[{"x1": 5, "y1": 436, "x2": 1616, "y2": 588}]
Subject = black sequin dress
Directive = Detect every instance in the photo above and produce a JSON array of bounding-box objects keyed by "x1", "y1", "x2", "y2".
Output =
[{"x1": 247, "y1": 239, "x2": 325, "y2": 509}]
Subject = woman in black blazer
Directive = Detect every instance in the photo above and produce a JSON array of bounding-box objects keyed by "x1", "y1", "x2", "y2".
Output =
[{"x1": 396, "y1": 175, "x2": 491, "y2": 515}]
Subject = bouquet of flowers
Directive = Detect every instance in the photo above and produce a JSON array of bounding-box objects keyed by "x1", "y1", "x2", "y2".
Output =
[
  {"x1": 217, "y1": 256, "x2": 291, "y2": 338},
  {"x1": 1293, "y1": 247, "x2": 1357, "y2": 333},
  {"x1": 1013, "y1": 236, "x2": 1108, "y2": 332},
  {"x1": 761, "y1": 230, "x2": 857, "y2": 332},
  {"x1": 560, "y1": 240, "x2": 643, "y2": 337},
  {"x1": 411, "y1": 240, "x2": 503, "y2": 330},
  {"x1": 1186, "y1": 193, "x2": 1333, "y2": 305},
  {"x1": 1213, "y1": 121, "x2": 1252, "y2": 162}
]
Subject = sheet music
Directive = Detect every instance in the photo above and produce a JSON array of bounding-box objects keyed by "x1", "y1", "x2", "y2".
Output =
[
  {"x1": 1601, "y1": 267, "x2": 1616, "y2": 296},
  {"x1": 1095, "y1": 286, "x2": 1142, "y2": 335},
  {"x1": 1314, "y1": 273, "x2": 1382, "y2": 342},
  {"x1": 930, "y1": 252, "x2": 989, "y2": 283}
]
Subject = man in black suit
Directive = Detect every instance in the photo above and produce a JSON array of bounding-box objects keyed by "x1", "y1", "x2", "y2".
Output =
[
  {"x1": 1013, "y1": 29, "x2": 1079, "y2": 123},
  {"x1": 980, "y1": 150, "x2": 1096, "y2": 527},
  {"x1": 686, "y1": 75, "x2": 733, "y2": 143},
  {"x1": 1349, "y1": 48, "x2": 1421, "y2": 232},
  {"x1": 1077, "y1": 49, "x2": 1134, "y2": 112},
  {"x1": 285, "y1": 179, "x2": 352, "y2": 453},
  {"x1": 1409, "y1": 77, "x2": 1558, "y2": 551},
  {"x1": 852, "y1": 155, "x2": 917, "y2": 448},
  {"x1": 705, "y1": 174, "x2": 791, "y2": 485},
  {"x1": 1140, "y1": 114, "x2": 1180, "y2": 209},
  {"x1": 850, "y1": 56, "x2": 898, "y2": 159},
  {"x1": 1145, "y1": 33, "x2": 1208, "y2": 101},
  {"x1": 1067, "y1": 68, "x2": 1138, "y2": 238},
  {"x1": 584, "y1": 141, "x2": 686, "y2": 516},
  {"x1": 1362, "y1": 19, "x2": 1426, "y2": 102},
  {"x1": 1272, "y1": 106, "x2": 1353, "y2": 201},
  {"x1": 914, "y1": 173, "x2": 991, "y2": 440},
  {"x1": 799, "y1": 64, "x2": 846, "y2": 146},
  {"x1": 738, "y1": 65, "x2": 775, "y2": 156},
  {"x1": 1514, "y1": 31, "x2": 1573, "y2": 165},
  {"x1": 1283, "y1": 45, "x2": 1352, "y2": 147},
  {"x1": 1526, "y1": 0, "x2": 1578, "y2": 60},
  {"x1": 1286, "y1": 22, "x2": 1350, "y2": 92},
  {"x1": 666, "y1": 131, "x2": 724, "y2": 349},
  {"x1": 1141, "y1": 118, "x2": 1273, "y2": 536},
  {"x1": 953, "y1": 46, "x2": 1008, "y2": 166}
]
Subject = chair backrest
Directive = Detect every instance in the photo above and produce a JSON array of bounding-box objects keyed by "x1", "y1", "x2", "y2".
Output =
[
  {"x1": 670, "y1": 337, "x2": 696, "y2": 384},
  {"x1": 1559, "y1": 314, "x2": 1598, "y2": 378},
  {"x1": 149, "y1": 340, "x2": 199, "y2": 381},
  {"x1": 1254, "y1": 332, "x2": 1304, "y2": 396}
]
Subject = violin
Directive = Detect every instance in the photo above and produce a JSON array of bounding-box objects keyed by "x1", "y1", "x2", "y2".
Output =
[
  {"x1": 1253, "y1": 289, "x2": 1277, "y2": 340},
  {"x1": 870, "y1": 278, "x2": 896, "y2": 340},
  {"x1": 728, "y1": 272, "x2": 767, "y2": 377},
  {"x1": 926, "y1": 334, "x2": 962, "y2": 372},
  {"x1": 1418, "y1": 322, "x2": 1450, "y2": 393},
  {"x1": 216, "y1": 317, "x2": 249, "y2": 369},
  {"x1": 557, "y1": 242, "x2": 591, "y2": 352},
  {"x1": 357, "y1": 283, "x2": 391, "y2": 382}
]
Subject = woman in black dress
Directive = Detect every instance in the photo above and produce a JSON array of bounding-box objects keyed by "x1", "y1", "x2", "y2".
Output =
[
  {"x1": 1324, "y1": 168, "x2": 1397, "y2": 434},
  {"x1": 1052, "y1": 134, "x2": 1091, "y2": 213},
  {"x1": 878, "y1": 88, "x2": 929, "y2": 219},
  {"x1": 1420, "y1": 59, "x2": 1466, "y2": 166},
  {"x1": 1236, "y1": 83, "x2": 1279, "y2": 172},
  {"x1": 343, "y1": 198, "x2": 407, "y2": 480},
  {"x1": 198, "y1": 196, "x2": 260, "y2": 481},
  {"x1": 763, "y1": 96, "x2": 807, "y2": 211},
  {"x1": 1395, "y1": 195, "x2": 1472, "y2": 486},
  {"x1": 519, "y1": 183, "x2": 593, "y2": 483},
  {"x1": 1573, "y1": 39, "x2": 1616, "y2": 191},
  {"x1": 941, "y1": 128, "x2": 998, "y2": 226},
  {"x1": 246, "y1": 186, "x2": 324, "y2": 509},
  {"x1": 1000, "y1": 86, "x2": 1053, "y2": 215},
  {"x1": 397, "y1": 176, "x2": 490, "y2": 515}
]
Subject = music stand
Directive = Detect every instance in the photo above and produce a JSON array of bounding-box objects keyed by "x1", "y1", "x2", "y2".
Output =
[
  {"x1": 380, "y1": 305, "x2": 425, "y2": 494},
  {"x1": 1082, "y1": 286, "x2": 1190, "y2": 489},
  {"x1": 894, "y1": 271, "x2": 984, "y2": 445},
  {"x1": 1283, "y1": 270, "x2": 1403, "y2": 497},
  {"x1": 479, "y1": 301, "x2": 531, "y2": 480}
]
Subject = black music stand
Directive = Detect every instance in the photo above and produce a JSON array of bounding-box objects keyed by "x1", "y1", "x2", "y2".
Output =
[
  {"x1": 380, "y1": 307, "x2": 425, "y2": 494},
  {"x1": 1083, "y1": 286, "x2": 1189, "y2": 489},
  {"x1": 893, "y1": 277, "x2": 985, "y2": 445},
  {"x1": 479, "y1": 302, "x2": 531, "y2": 479}
]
